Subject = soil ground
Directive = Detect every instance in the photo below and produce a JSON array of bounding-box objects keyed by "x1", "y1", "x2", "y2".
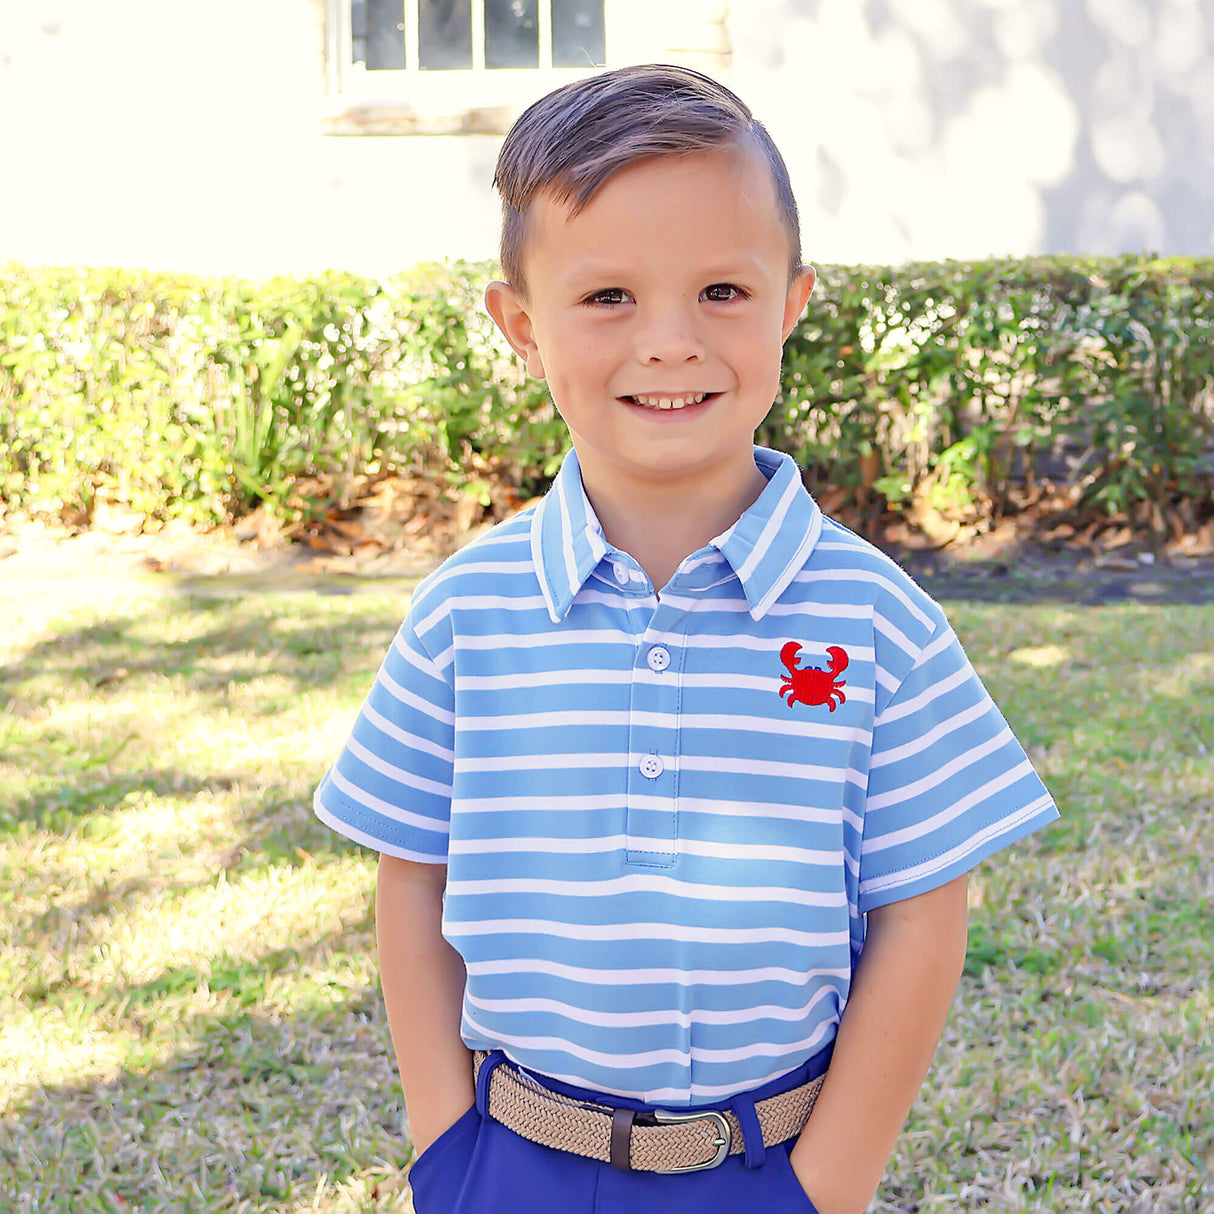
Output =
[
  {"x1": 4, "y1": 507, "x2": 1214, "y2": 605},
  {"x1": 3, "y1": 509, "x2": 1213, "y2": 605},
  {"x1": 885, "y1": 525, "x2": 1214, "y2": 605}
]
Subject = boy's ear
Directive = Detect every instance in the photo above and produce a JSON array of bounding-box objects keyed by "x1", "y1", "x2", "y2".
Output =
[
  {"x1": 781, "y1": 265, "x2": 817, "y2": 342},
  {"x1": 485, "y1": 280, "x2": 546, "y2": 380}
]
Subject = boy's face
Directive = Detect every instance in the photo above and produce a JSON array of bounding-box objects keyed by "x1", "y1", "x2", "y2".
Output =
[{"x1": 486, "y1": 145, "x2": 814, "y2": 508}]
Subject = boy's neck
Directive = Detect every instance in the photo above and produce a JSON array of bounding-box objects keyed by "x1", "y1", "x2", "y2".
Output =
[{"x1": 579, "y1": 456, "x2": 769, "y2": 593}]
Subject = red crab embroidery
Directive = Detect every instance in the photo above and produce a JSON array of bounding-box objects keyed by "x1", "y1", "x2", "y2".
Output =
[{"x1": 779, "y1": 642, "x2": 849, "y2": 711}]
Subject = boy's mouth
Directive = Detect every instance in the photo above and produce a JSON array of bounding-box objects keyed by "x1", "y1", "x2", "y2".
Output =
[{"x1": 623, "y1": 392, "x2": 717, "y2": 411}]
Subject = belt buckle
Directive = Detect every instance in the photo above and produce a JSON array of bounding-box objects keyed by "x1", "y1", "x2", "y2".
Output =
[{"x1": 650, "y1": 1108, "x2": 731, "y2": 1173}]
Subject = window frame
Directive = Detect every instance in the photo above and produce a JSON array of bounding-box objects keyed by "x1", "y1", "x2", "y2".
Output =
[{"x1": 323, "y1": 0, "x2": 612, "y2": 135}]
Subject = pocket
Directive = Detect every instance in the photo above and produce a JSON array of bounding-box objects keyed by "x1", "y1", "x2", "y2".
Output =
[
  {"x1": 408, "y1": 1104, "x2": 481, "y2": 1212},
  {"x1": 766, "y1": 1144, "x2": 821, "y2": 1214}
]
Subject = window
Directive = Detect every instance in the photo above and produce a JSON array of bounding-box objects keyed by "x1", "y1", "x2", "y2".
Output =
[
  {"x1": 325, "y1": 0, "x2": 608, "y2": 133},
  {"x1": 353, "y1": 0, "x2": 606, "y2": 72}
]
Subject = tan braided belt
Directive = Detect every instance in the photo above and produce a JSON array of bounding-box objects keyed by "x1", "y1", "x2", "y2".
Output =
[{"x1": 473, "y1": 1051, "x2": 825, "y2": 1174}]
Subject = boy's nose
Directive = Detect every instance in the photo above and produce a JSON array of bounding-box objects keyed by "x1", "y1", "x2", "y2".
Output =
[{"x1": 635, "y1": 311, "x2": 705, "y2": 365}]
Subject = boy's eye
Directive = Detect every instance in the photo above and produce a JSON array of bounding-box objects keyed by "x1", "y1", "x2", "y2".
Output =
[
  {"x1": 703, "y1": 283, "x2": 746, "y2": 302},
  {"x1": 585, "y1": 288, "x2": 630, "y2": 306}
]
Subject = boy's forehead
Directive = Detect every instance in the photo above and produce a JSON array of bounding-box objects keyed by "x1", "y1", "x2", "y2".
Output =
[
  {"x1": 524, "y1": 145, "x2": 788, "y2": 266},
  {"x1": 545, "y1": 142, "x2": 770, "y2": 214}
]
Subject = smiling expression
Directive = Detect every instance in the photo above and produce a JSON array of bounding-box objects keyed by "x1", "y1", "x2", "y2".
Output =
[{"x1": 486, "y1": 144, "x2": 815, "y2": 510}]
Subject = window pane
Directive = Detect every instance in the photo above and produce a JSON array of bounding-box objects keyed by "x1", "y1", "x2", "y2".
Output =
[
  {"x1": 362, "y1": 0, "x2": 406, "y2": 70},
  {"x1": 485, "y1": 0, "x2": 539, "y2": 69},
  {"x1": 419, "y1": 0, "x2": 473, "y2": 69},
  {"x1": 552, "y1": 0, "x2": 604, "y2": 67}
]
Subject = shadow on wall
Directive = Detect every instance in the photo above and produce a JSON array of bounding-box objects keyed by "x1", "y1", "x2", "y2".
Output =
[
  {"x1": 738, "y1": 0, "x2": 1214, "y2": 258},
  {"x1": 1040, "y1": 0, "x2": 1213, "y2": 254}
]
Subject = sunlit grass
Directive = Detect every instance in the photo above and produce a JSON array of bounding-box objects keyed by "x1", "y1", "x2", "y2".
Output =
[{"x1": 1, "y1": 581, "x2": 1211, "y2": 1211}]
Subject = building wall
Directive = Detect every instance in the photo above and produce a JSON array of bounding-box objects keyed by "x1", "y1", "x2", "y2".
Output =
[
  {"x1": 0, "y1": 0, "x2": 1209, "y2": 278},
  {"x1": 729, "y1": 0, "x2": 1214, "y2": 264},
  {"x1": 0, "y1": 0, "x2": 502, "y2": 276}
]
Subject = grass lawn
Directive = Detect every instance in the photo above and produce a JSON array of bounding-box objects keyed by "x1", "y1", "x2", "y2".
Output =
[{"x1": 1, "y1": 572, "x2": 1212, "y2": 1212}]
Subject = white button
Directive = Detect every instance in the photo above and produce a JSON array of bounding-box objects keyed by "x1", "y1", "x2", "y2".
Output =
[
  {"x1": 639, "y1": 754, "x2": 664, "y2": 779},
  {"x1": 647, "y1": 646, "x2": 671, "y2": 672},
  {"x1": 613, "y1": 562, "x2": 629, "y2": 585}
]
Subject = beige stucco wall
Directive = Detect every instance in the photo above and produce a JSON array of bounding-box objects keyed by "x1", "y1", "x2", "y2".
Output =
[{"x1": 1, "y1": 0, "x2": 1210, "y2": 278}]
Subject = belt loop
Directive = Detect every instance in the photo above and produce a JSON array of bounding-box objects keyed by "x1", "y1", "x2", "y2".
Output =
[
  {"x1": 731, "y1": 1093, "x2": 765, "y2": 1170},
  {"x1": 474, "y1": 1050, "x2": 505, "y2": 1118},
  {"x1": 610, "y1": 1107, "x2": 636, "y2": 1171}
]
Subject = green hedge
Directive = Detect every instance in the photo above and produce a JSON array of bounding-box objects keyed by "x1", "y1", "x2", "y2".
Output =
[
  {"x1": 0, "y1": 263, "x2": 563, "y2": 526},
  {"x1": 2, "y1": 257, "x2": 1212, "y2": 530},
  {"x1": 774, "y1": 256, "x2": 1214, "y2": 524}
]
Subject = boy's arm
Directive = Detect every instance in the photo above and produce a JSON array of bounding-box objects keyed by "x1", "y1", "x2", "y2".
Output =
[
  {"x1": 376, "y1": 853, "x2": 475, "y2": 1156},
  {"x1": 790, "y1": 873, "x2": 970, "y2": 1214}
]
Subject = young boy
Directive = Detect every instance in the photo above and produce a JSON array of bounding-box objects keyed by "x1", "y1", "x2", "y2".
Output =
[{"x1": 314, "y1": 64, "x2": 1059, "y2": 1214}]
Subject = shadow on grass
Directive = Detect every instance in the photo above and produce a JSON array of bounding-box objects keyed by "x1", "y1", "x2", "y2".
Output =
[
  {"x1": 0, "y1": 759, "x2": 381, "y2": 859},
  {"x1": 3, "y1": 839, "x2": 412, "y2": 1210},
  {"x1": 2, "y1": 592, "x2": 408, "y2": 709},
  {"x1": 0, "y1": 770, "x2": 243, "y2": 838},
  {"x1": 2, "y1": 587, "x2": 407, "y2": 694},
  {"x1": 0, "y1": 592, "x2": 409, "y2": 841},
  {"x1": 6, "y1": 798, "x2": 372, "y2": 992},
  {"x1": 1, "y1": 981, "x2": 413, "y2": 1211}
]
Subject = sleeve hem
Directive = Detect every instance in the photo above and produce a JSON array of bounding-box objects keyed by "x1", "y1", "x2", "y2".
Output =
[
  {"x1": 313, "y1": 793, "x2": 449, "y2": 863},
  {"x1": 857, "y1": 793, "x2": 1059, "y2": 912}
]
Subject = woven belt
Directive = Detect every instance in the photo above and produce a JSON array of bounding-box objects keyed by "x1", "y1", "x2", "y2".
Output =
[{"x1": 473, "y1": 1051, "x2": 824, "y2": 1174}]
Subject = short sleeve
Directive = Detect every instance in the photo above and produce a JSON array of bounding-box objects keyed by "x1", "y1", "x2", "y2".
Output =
[
  {"x1": 313, "y1": 619, "x2": 455, "y2": 862},
  {"x1": 858, "y1": 617, "x2": 1059, "y2": 911}
]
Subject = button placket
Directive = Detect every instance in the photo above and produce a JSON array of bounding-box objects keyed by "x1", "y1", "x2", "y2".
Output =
[{"x1": 624, "y1": 609, "x2": 686, "y2": 868}]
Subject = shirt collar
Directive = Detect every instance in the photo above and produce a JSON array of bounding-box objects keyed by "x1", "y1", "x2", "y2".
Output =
[
  {"x1": 531, "y1": 447, "x2": 609, "y2": 622},
  {"x1": 531, "y1": 446, "x2": 821, "y2": 623},
  {"x1": 711, "y1": 447, "x2": 823, "y2": 619}
]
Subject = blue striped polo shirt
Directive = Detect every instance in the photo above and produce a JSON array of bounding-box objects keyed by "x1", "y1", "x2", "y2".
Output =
[{"x1": 314, "y1": 445, "x2": 1058, "y2": 1106}]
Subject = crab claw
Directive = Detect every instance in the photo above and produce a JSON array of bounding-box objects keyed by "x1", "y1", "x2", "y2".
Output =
[
  {"x1": 780, "y1": 641, "x2": 802, "y2": 673},
  {"x1": 826, "y1": 645, "x2": 849, "y2": 676}
]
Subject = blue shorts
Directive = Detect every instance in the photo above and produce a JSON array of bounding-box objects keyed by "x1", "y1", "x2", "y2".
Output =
[{"x1": 408, "y1": 1048, "x2": 831, "y2": 1214}]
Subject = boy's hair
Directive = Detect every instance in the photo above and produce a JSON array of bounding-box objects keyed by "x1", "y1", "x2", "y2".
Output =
[{"x1": 494, "y1": 64, "x2": 802, "y2": 293}]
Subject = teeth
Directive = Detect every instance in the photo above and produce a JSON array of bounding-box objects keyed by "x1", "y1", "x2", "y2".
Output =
[{"x1": 631, "y1": 392, "x2": 708, "y2": 410}]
